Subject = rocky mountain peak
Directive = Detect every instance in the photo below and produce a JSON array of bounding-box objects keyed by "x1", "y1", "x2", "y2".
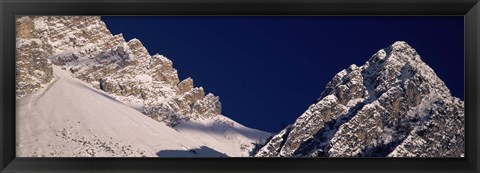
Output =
[
  {"x1": 369, "y1": 41, "x2": 417, "y2": 62},
  {"x1": 388, "y1": 41, "x2": 414, "y2": 52},
  {"x1": 256, "y1": 41, "x2": 464, "y2": 157}
]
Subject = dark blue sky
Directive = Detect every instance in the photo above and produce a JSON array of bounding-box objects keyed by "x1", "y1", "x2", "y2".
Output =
[{"x1": 102, "y1": 16, "x2": 464, "y2": 133}]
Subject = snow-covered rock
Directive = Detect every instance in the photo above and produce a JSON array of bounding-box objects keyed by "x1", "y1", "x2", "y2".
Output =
[
  {"x1": 255, "y1": 41, "x2": 464, "y2": 157},
  {"x1": 16, "y1": 66, "x2": 269, "y2": 157},
  {"x1": 16, "y1": 16, "x2": 226, "y2": 126},
  {"x1": 16, "y1": 16, "x2": 270, "y2": 157}
]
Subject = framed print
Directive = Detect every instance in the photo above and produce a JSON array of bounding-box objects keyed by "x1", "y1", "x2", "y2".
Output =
[{"x1": 1, "y1": 0, "x2": 479, "y2": 172}]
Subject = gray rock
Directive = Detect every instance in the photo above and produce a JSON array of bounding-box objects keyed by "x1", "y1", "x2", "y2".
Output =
[
  {"x1": 255, "y1": 41, "x2": 464, "y2": 157},
  {"x1": 16, "y1": 16, "x2": 223, "y2": 127}
]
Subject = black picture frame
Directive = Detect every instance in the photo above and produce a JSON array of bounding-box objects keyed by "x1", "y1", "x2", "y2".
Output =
[{"x1": 1, "y1": 0, "x2": 479, "y2": 173}]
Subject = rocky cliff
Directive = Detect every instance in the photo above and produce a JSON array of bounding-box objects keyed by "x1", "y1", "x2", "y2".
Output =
[
  {"x1": 255, "y1": 41, "x2": 464, "y2": 157},
  {"x1": 16, "y1": 16, "x2": 222, "y2": 126}
]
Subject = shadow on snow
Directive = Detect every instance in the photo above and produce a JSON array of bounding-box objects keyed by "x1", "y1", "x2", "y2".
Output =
[{"x1": 156, "y1": 146, "x2": 228, "y2": 157}]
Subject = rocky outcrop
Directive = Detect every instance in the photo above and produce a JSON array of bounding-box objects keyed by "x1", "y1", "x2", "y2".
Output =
[
  {"x1": 191, "y1": 93, "x2": 222, "y2": 118},
  {"x1": 16, "y1": 16, "x2": 223, "y2": 126},
  {"x1": 255, "y1": 41, "x2": 464, "y2": 157},
  {"x1": 254, "y1": 125, "x2": 292, "y2": 157},
  {"x1": 177, "y1": 77, "x2": 194, "y2": 95},
  {"x1": 16, "y1": 17, "x2": 54, "y2": 97}
]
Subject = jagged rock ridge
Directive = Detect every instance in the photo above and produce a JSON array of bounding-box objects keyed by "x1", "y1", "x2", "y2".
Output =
[
  {"x1": 16, "y1": 16, "x2": 271, "y2": 157},
  {"x1": 16, "y1": 16, "x2": 222, "y2": 126},
  {"x1": 255, "y1": 41, "x2": 464, "y2": 157}
]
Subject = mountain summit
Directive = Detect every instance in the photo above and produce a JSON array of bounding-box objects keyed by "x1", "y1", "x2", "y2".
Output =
[{"x1": 255, "y1": 41, "x2": 464, "y2": 157}]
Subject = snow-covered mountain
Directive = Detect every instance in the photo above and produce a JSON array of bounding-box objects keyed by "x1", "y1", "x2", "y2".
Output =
[
  {"x1": 254, "y1": 41, "x2": 464, "y2": 157},
  {"x1": 16, "y1": 16, "x2": 463, "y2": 158},
  {"x1": 15, "y1": 16, "x2": 269, "y2": 157}
]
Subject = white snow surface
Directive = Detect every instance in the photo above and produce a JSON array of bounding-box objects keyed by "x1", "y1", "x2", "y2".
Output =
[{"x1": 16, "y1": 66, "x2": 269, "y2": 157}]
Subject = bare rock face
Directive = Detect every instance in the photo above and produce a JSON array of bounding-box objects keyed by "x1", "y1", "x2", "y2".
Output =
[
  {"x1": 177, "y1": 77, "x2": 194, "y2": 95},
  {"x1": 167, "y1": 87, "x2": 206, "y2": 116},
  {"x1": 16, "y1": 16, "x2": 222, "y2": 125},
  {"x1": 16, "y1": 16, "x2": 54, "y2": 97},
  {"x1": 192, "y1": 93, "x2": 222, "y2": 118},
  {"x1": 255, "y1": 41, "x2": 464, "y2": 157}
]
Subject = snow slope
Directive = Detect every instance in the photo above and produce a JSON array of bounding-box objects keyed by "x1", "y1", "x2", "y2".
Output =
[{"x1": 16, "y1": 65, "x2": 269, "y2": 157}]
